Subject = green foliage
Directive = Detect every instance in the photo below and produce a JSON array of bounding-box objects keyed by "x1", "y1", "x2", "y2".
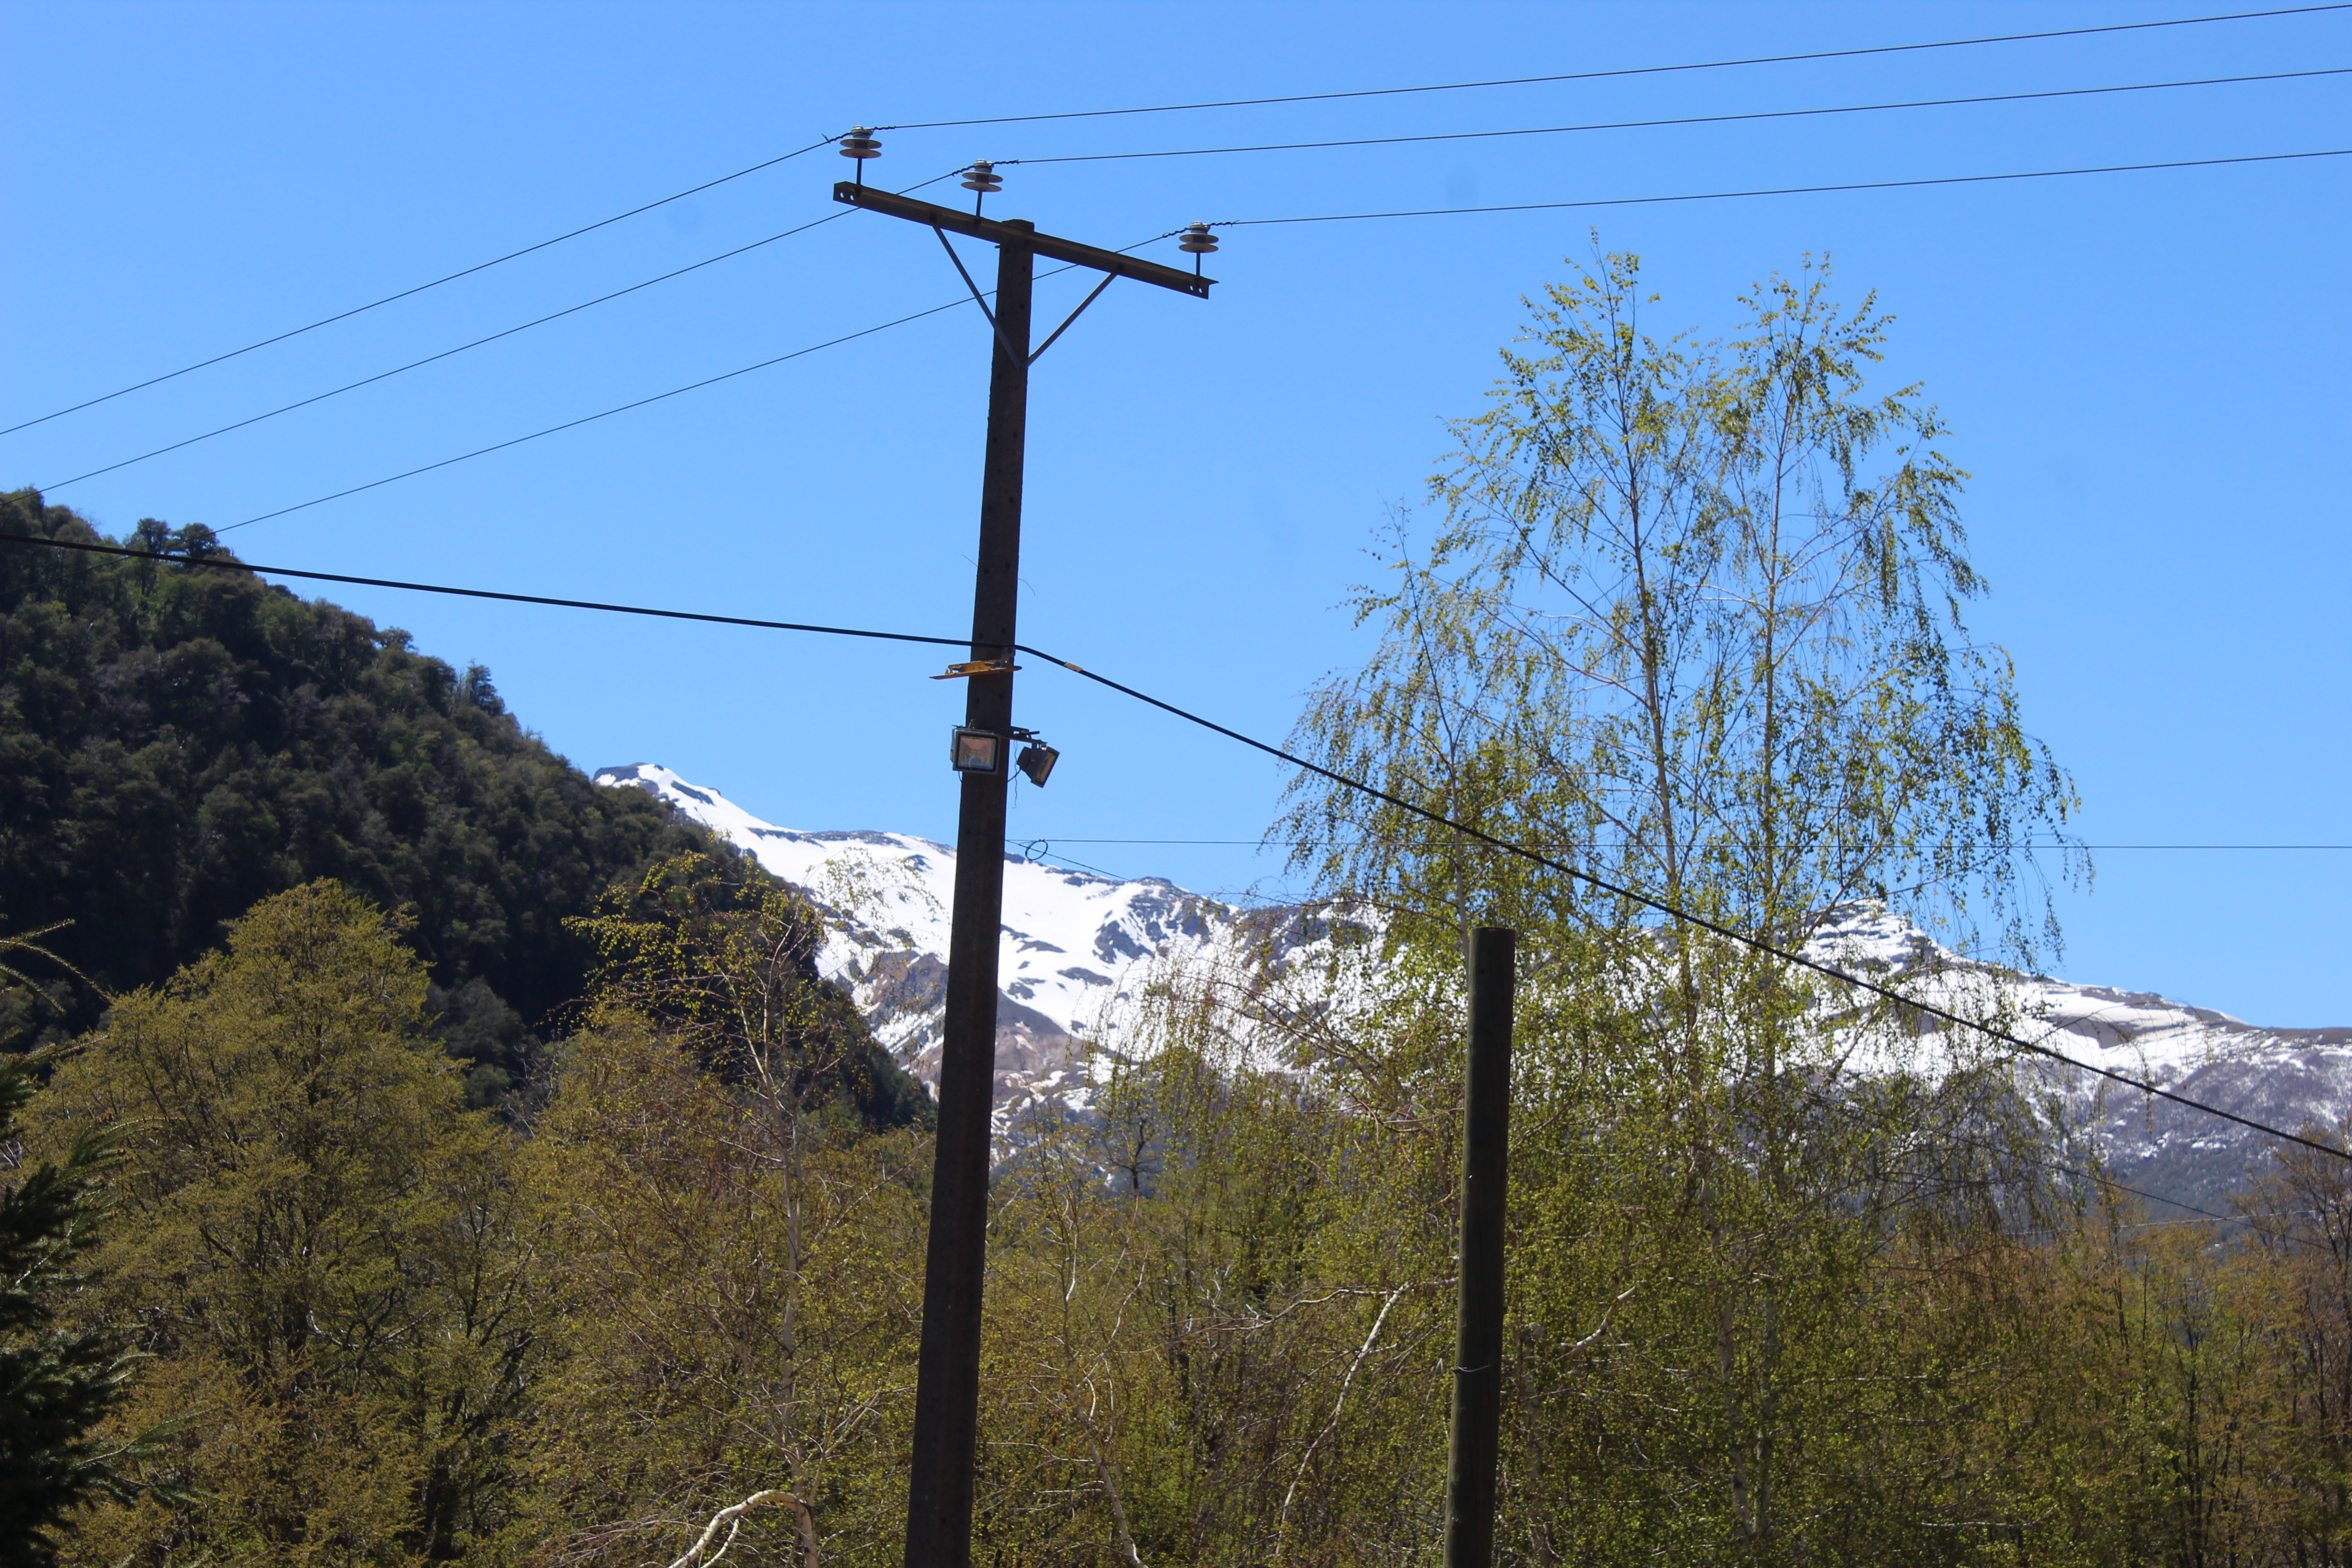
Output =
[
  {"x1": 564, "y1": 853, "x2": 931, "y2": 1134},
  {"x1": 0, "y1": 489, "x2": 721, "y2": 1089},
  {"x1": 26, "y1": 882, "x2": 539, "y2": 1564},
  {"x1": 1278, "y1": 249, "x2": 2082, "y2": 964},
  {"x1": 1229, "y1": 250, "x2": 2127, "y2": 1560},
  {"x1": 0, "y1": 1046, "x2": 136, "y2": 1566},
  {"x1": 514, "y1": 1009, "x2": 926, "y2": 1566}
]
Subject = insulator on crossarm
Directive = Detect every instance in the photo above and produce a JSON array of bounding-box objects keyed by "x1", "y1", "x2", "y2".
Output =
[
  {"x1": 838, "y1": 128, "x2": 882, "y2": 159},
  {"x1": 1176, "y1": 222, "x2": 1219, "y2": 254},
  {"x1": 960, "y1": 161, "x2": 1003, "y2": 194}
]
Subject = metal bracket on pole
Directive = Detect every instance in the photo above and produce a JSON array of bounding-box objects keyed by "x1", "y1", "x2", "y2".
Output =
[{"x1": 935, "y1": 225, "x2": 1121, "y2": 367}]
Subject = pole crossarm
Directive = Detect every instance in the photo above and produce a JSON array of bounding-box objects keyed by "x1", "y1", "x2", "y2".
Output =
[{"x1": 833, "y1": 182, "x2": 1214, "y2": 297}]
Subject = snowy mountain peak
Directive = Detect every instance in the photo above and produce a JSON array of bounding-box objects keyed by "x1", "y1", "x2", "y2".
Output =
[{"x1": 593, "y1": 764, "x2": 1227, "y2": 1097}]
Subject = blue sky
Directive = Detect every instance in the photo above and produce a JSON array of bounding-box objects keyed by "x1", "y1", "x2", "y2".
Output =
[{"x1": 5, "y1": 0, "x2": 2346, "y2": 1024}]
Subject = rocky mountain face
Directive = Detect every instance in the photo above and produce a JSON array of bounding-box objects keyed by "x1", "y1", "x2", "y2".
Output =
[
  {"x1": 1804, "y1": 902, "x2": 2352, "y2": 1211},
  {"x1": 596, "y1": 765, "x2": 2350, "y2": 1207}
]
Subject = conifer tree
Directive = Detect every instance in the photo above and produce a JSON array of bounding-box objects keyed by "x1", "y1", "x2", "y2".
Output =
[{"x1": 0, "y1": 1046, "x2": 134, "y2": 1565}]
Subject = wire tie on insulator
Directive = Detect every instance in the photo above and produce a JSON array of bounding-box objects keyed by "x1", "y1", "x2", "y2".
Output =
[
  {"x1": 839, "y1": 127, "x2": 882, "y2": 186},
  {"x1": 960, "y1": 160, "x2": 1003, "y2": 214},
  {"x1": 1177, "y1": 221, "x2": 1218, "y2": 275}
]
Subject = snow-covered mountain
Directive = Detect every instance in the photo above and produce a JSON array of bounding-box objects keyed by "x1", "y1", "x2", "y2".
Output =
[
  {"x1": 594, "y1": 764, "x2": 1232, "y2": 1139},
  {"x1": 1802, "y1": 902, "x2": 2352, "y2": 1209},
  {"x1": 595, "y1": 764, "x2": 2350, "y2": 1206}
]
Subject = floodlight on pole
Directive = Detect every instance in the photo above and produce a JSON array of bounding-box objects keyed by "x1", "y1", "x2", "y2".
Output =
[
  {"x1": 1015, "y1": 740, "x2": 1059, "y2": 788},
  {"x1": 949, "y1": 726, "x2": 1006, "y2": 775}
]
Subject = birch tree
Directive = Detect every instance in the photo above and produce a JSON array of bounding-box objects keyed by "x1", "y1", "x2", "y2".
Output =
[{"x1": 1275, "y1": 250, "x2": 2087, "y2": 1556}]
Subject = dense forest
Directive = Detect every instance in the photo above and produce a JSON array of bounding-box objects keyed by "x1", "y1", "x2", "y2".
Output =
[
  {"x1": 6, "y1": 260, "x2": 2352, "y2": 1567},
  {"x1": 0, "y1": 487, "x2": 919, "y2": 1117}
]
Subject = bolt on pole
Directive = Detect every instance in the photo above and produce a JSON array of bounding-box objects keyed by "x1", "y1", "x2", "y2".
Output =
[
  {"x1": 831, "y1": 172, "x2": 1213, "y2": 1568},
  {"x1": 1446, "y1": 926, "x2": 1516, "y2": 1568}
]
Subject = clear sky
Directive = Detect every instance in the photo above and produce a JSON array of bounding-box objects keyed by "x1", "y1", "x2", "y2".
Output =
[{"x1": 5, "y1": 0, "x2": 2346, "y2": 1024}]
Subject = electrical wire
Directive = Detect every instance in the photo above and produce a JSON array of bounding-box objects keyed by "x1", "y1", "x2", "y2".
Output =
[
  {"x1": 1, "y1": 528, "x2": 2342, "y2": 1168},
  {"x1": 202, "y1": 299, "x2": 966, "y2": 533},
  {"x1": 1205, "y1": 146, "x2": 2352, "y2": 230},
  {"x1": 206, "y1": 244, "x2": 1119, "y2": 533},
  {"x1": 1001, "y1": 66, "x2": 2352, "y2": 170},
  {"x1": 877, "y1": 4, "x2": 2352, "y2": 131},
  {"x1": 39, "y1": 211, "x2": 854, "y2": 491},
  {"x1": 104, "y1": 143, "x2": 2332, "y2": 537},
  {"x1": 1, "y1": 135, "x2": 850, "y2": 441},
  {"x1": 0, "y1": 532, "x2": 969, "y2": 652},
  {"x1": 1019, "y1": 838, "x2": 2352, "y2": 850},
  {"x1": 38, "y1": 169, "x2": 972, "y2": 495},
  {"x1": 14, "y1": 2, "x2": 2344, "y2": 442},
  {"x1": 46, "y1": 63, "x2": 2337, "y2": 493},
  {"x1": 13, "y1": 2, "x2": 2344, "y2": 443},
  {"x1": 998, "y1": 648, "x2": 2352, "y2": 1167}
]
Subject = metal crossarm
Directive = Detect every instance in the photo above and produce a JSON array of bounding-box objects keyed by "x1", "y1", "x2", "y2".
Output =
[{"x1": 833, "y1": 182, "x2": 1214, "y2": 297}]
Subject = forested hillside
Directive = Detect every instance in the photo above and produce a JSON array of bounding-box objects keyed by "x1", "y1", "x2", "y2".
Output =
[{"x1": 0, "y1": 488, "x2": 834, "y2": 1101}]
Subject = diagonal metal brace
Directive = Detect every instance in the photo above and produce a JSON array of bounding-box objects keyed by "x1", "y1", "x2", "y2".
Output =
[
  {"x1": 935, "y1": 228, "x2": 1121, "y2": 366},
  {"x1": 934, "y1": 227, "x2": 1026, "y2": 369},
  {"x1": 1028, "y1": 271, "x2": 1117, "y2": 365}
]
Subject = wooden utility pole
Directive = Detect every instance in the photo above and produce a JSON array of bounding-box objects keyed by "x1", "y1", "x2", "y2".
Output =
[
  {"x1": 832, "y1": 175, "x2": 1211, "y2": 1568},
  {"x1": 1446, "y1": 926, "x2": 1516, "y2": 1568}
]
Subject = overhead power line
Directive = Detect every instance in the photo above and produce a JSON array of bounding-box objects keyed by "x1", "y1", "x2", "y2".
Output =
[
  {"x1": 1206, "y1": 147, "x2": 2352, "y2": 230},
  {"x1": 39, "y1": 210, "x2": 854, "y2": 491},
  {"x1": 1, "y1": 529, "x2": 2342, "y2": 1169},
  {"x1": 216, "y1": 288, "x2": 982, "y2": 532},
  {"x1": 1021, "y1": 838, "x2": 2352, "y2": 851},
  {"x1": 44, "y1": 69, "x2": 2337, "y2": 495},
  {"x1": 879, "y1": 4, "x2": 2352, "y2": 130},
  {"x1": 0, "y1": 532, "x2": 967, "y2": 652},
  {"x1": 39, "y1": 169, "x2": 965, "y2": 494},
  {"x1": 1, "y1": 136, "x2": 848, "y2": 440},
  {"x1": 1003, "y1": 67, "x2": 2352, "y2": 170},
  {"x1": 1021, "y1": 658, "x2": 2352, "y2": 1166},
  {"x1": 135, "y1": 145, "x2": 2344, "y2": 534},
  {"x1": 10, "y1": 3, "x2": 2342, "y2": 442},
  {"x1": 208, "y1": 245, "x2": 1114, "y2": 532}
]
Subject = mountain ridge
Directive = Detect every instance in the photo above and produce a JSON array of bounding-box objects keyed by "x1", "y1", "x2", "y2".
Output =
[{"x1": 597, "y1": 762, "x2": 2352, "y2": 1206}]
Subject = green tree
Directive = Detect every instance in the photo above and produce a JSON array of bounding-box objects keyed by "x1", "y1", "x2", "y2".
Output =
[
  {"x1": 1266, "y1": 249, "x2": 2089, "y2": 1559},
  {"x1": 561, "y1": 852, "x2": 930, "y2": 1134},
  {"x1": 0, "y1": 1047, "x2": 137, "y2": 1565},
  {"x1": 515, "y1": 1011, "x2": 925, "y2": 1567},
  {"x1": 26, "y1": 881, "x2": 538, "y2": 1564},
  {"x1": 513, "y1": 856, "x2": 931, "y2": 1564}
]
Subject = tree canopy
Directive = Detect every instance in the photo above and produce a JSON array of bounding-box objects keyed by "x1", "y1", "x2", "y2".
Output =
[{"x1": 1, "y1": 490, "x2": 725, "y2": 1094}]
